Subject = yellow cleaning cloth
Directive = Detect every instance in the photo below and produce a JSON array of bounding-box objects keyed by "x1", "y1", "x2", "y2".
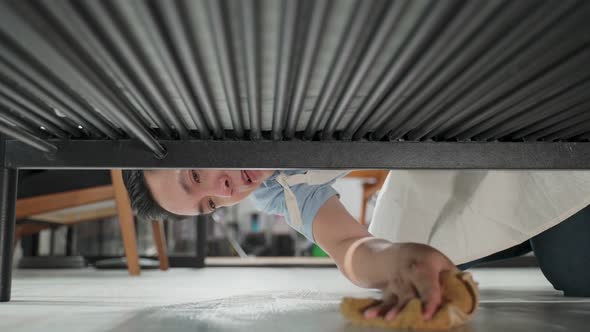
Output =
[{"x1": 340, "y1": 271, "x2": 479, "y2": 330}]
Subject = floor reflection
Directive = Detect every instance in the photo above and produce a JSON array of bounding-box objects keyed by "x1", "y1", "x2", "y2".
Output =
[{"x1": 112, "y1": 289, "x2": 590, "y2": 332}]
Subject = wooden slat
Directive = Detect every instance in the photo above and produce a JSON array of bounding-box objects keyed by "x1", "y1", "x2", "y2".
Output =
[
  {"x1": 29, "y1": 203, "x2": 117, "y2": 224},
  {"x1": 16, "y1": 185, "x2": 115, "y2": 219}
]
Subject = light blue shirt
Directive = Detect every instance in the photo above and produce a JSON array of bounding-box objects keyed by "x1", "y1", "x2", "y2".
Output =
[{"x1": 250, "y1": 170, "x2": 344, "y2": 243}]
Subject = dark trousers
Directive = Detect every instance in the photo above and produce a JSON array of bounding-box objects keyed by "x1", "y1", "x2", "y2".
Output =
[{"x1": 459, "y1": 203, "x2": 590, "y2": 297}]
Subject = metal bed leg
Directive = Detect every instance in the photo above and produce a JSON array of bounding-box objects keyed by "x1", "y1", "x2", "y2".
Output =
[{"x1": 0, "y1": 163, "x2": 18, "y2": 302}]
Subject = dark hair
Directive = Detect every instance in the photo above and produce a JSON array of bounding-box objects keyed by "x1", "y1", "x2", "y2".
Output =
[{"x1": 122, "y1": 169, "x2": 191, "y2": 222}]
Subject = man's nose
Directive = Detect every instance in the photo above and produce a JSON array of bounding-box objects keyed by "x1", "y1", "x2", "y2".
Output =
[{"x1": 213, "y1": 175, "x2": 232, "y2": 197}]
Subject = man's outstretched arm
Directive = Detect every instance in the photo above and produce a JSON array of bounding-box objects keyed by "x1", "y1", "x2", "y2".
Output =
[{"x1": 312, "y1": 196, "x2": 458, "y2": 320}]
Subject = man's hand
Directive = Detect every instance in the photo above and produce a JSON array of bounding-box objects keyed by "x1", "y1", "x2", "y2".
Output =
[
  {"x1": 362, "y1": 243, "x2": 458, "y2": 321},
  {"x1": 312, "y1": 197, "x2": 458, "y2": 321}
]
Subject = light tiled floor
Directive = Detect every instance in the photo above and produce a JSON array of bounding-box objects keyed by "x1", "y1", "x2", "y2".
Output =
[{"x1": 1, "y1": 267, "x2": 589, "y2": 332}]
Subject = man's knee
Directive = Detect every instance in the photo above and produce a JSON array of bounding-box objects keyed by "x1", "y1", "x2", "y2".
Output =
[
  {"x1": 532, "y1": 204, "x2": 590, "y2": 297},
  {"x1": 538, "y1": 262, "x2": 590, "y2": 297}
]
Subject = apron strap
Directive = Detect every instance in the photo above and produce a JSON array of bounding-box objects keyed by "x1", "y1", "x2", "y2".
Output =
[
  {"x1": 275, "y1": 172, "x2": 305, "y2": 229},
  {"x1": 275, "y1": 171, "x2": 348, "y2": 228}
]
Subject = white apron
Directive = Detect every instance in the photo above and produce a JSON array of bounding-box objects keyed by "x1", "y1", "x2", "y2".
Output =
[{"x1": 369, "y1": 170, "x2": 590, "y2": 264}]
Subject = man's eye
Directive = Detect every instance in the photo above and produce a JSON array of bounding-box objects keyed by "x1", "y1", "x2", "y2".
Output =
[
  {"x1": 208, "y1": 199, "x2": 216, "y2": 211},
  {"x1": 191, "y1": 170, "x2": 200, "y2": 183}
]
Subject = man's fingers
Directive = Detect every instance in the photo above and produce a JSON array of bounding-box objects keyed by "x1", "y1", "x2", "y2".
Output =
[
  {"x1": 363, "y1": 305, "x2": 380, "y2": 319},
  {"x1": 363, "y1": 302, "x2": 393, "y2": 319},
  {"x1": 384, "y1": 303, "x2": 402, "y2": 321},
  {"x1": 384, "y1": 296, "x2": 412, "y2": 321},
  {"x1": 421, "y1": 286, "x2": 442, "y2": 320},
  {"x1": 364, "y1": 293, "x2": 398, "y2": 319},
  {"x1": 411, "y1": 266, "x2": 443, "y2": 320},
  {"x1": 383, "y1": 284, "x2": 416, "y2": 321}
]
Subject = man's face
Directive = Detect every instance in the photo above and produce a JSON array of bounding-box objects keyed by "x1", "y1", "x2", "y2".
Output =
[{"x1": 143, "y1": 169, "x2": 274, "y2": 216}]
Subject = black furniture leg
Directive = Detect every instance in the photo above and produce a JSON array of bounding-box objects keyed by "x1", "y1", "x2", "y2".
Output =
[
  {"x1": 195, "y1": 215, "x2": 208, "y2": 268},
  {"x1": 0, "y1": 165, "x2": 18, "y2": 301},
  {"x1": 66, "y1": 226, "x2": 74, "y2": 256}
]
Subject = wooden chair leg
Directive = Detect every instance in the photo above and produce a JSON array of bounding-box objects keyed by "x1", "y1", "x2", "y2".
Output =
[
  {"x1": 360, "y1": 183, "x2": 372, "y2": 225},
  {"x1": 360, "y1": 199, "x2": 367, "y2": 225},
  {"x1": 110, "y1": 170, "x2": 140, "y2": 276},
  {"x1": 151, "y1": 220, "x2": 169, "y2": 271}
]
